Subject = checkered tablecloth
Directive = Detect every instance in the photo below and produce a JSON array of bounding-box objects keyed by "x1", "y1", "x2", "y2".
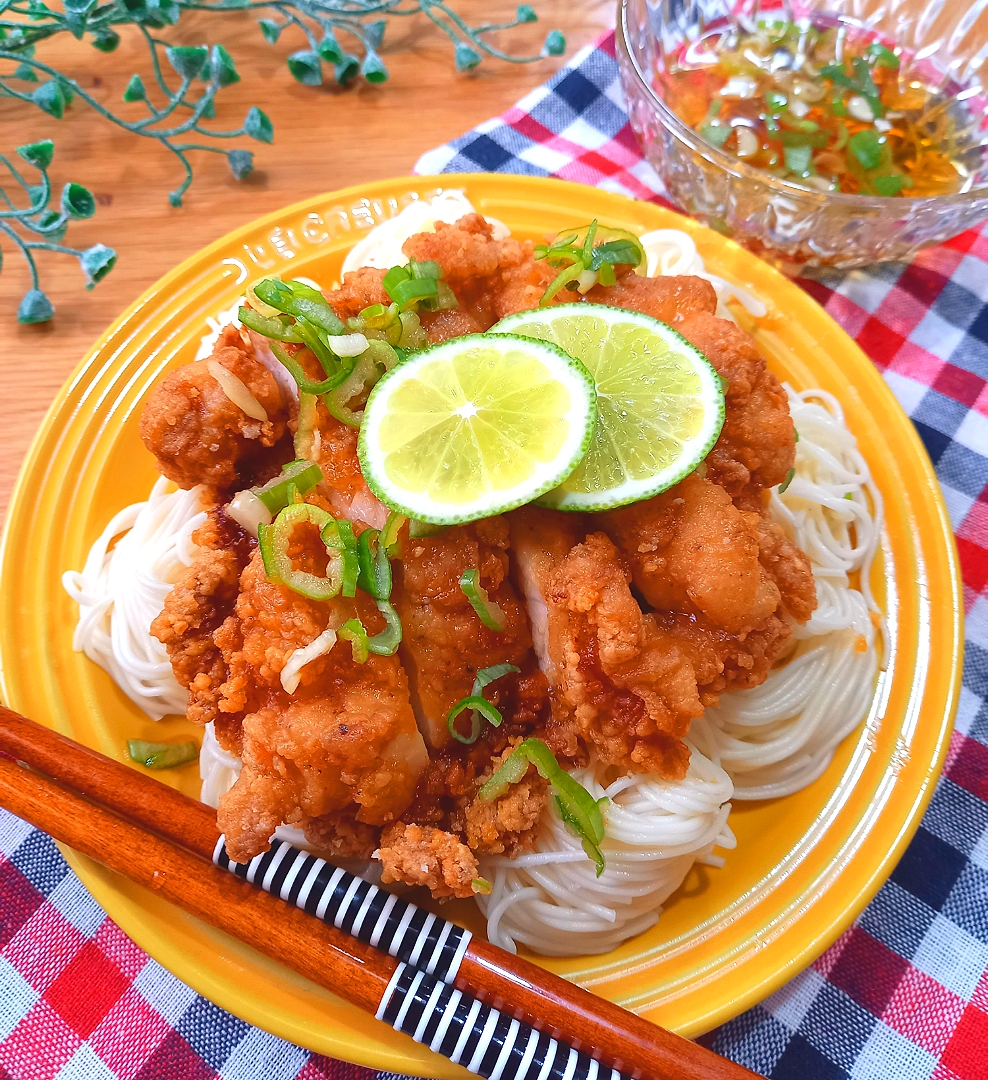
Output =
[{"x1": 2, "y1": 29, "x2": 987, "y2": 1080}]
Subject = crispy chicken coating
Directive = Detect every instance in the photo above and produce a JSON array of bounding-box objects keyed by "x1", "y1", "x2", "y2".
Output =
[
  {"x1": 679, "y1": 312, "x2": 795, "y2": 496},
  {"x1": 510, "y1": 508, "x2": 695, "y2": 778},
  {"x1": 139, "y1": 325, "x2": 288, "y2": 490},
  {"x1": 378, "y1": 822, "x2": 479, "y2": 899},
  {"x1": 463, "y1": 742, "x2": 548, "y2": 855},
  {"x1": 328, "y1": 267, "x2": 390, "y2": 320},
  {"x1": 754, "y1": 513, "x2": 817, "y2": 623},
  {"x1": 600, "y1": 473, "x2": 781, "y2": 635},
  {"x1": 214, "y1": 511, "x2": 428, "y2": 862},
  {"x1": 392, "y1": 518, "x2": 535, "y2": 749},
  {"x1": 402, "y1": 213, "x2": 501, "y2": 282},
  {"x1": 150, "y1": 510, "x2": 249, "y2": 728},
  {"x1": 584, "y1": 269, "x2": 718, "y2": 325}
]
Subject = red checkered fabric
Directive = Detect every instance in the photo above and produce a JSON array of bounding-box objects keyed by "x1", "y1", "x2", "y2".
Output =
[{"x1": 1, "y1": 28, "x2": 986, "y2": 1080}]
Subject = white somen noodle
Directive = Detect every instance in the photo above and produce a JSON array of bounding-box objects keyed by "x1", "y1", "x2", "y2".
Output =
[{"x1": 63, "y1": 213, "x2": 883, "y2": 957}]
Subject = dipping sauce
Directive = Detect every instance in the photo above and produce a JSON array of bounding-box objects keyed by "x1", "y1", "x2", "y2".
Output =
[{"x1": 659, "y1": 19, "x2": 965, "y2": 197}]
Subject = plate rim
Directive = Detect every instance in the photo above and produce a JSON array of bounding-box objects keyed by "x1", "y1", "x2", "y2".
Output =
[{"x1": 0, "y1": 173, "x2": 963, "y2": 1074}]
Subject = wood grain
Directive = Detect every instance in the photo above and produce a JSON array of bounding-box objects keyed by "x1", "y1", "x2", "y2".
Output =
[
  {"x1": 0, "y1": 0, "x2": 613, "y2": 523},
  {"x1": 0, "y1": 704, "x2": 763, "y2": 1080}
]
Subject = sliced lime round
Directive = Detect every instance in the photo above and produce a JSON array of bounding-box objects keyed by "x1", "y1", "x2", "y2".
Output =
[
  {"x1": 491, "y1": 303, "x2": 725, "y2": 511},
  {"x1": 357, "y1": 333, "x2": 596, "y2": 524}
]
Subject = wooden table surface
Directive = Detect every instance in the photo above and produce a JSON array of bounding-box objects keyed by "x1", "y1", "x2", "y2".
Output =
[{"x1": 0, "y1": 0, "x2": 613, "y2": 522}]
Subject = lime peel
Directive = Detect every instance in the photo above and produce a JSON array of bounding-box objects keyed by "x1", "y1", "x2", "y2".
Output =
[
  {"x1": 357, "y1": 333, "x2": 597, "y2": 525},
  {"x1": 490, "y1": 303, "x2": 725, "y2": 511}
]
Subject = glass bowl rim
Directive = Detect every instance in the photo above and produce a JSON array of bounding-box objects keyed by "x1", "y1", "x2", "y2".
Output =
[{"x1": 616, "y1": 0, "x2": 988, "y2": 209}]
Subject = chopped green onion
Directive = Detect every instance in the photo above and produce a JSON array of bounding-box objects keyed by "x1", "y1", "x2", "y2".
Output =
[
  {"x1": 445, "y1": 663, "x2": 521, "y2": 744},
  {"x1": 866, "y1": 42, "x2": 899, "y2": 69},
  {"x1": 794, "y1": 428, "x2": 799, "y2": 443},
  {"x1": 784, "y1": 145, "x2": 813, "y2": 174},
  {"x1": 765, "y1": 89, "x2": 787, "y2": 112},
  {"x1": 844, "y1": 491, "x2": 854, "y2": 500},
  {"x1": 379, "y1": 511, "x2": 406, "y2": 553},
  {"x1": 849, "y1": 129, "x2": 883, "y2": 170},
  {"x1": 357, "y1": 528, "x2": 392, "y2": 600},
  {"x1": 831, "y1": 94, "x2": 848, "y2": 117},
  {"x1": 873, "y1": 174, "x2": 905, "y2": 196},
  {"x1": 460, "y1": 568, "x2": 506, "y2": 631},
  {"x1": 408, "y1": 258, "x2": 442, "y2": 279},
  {"x1": 253, "y1": 459, "x2": 323, "y2": 514},
  {"x1": 238, "y1": 306, "x2": 301, "y2": 342},
  {"x1": 338, "y1": 617, "x2": 369, "y2": 663},
  {"x1": 471, "y1": 877, "x2": 492, "y2": 895},
  {"x1": 128, "y1": 739, "x2": 198, "y2": 770},
  {"x1": 589, "y1": 238, "x2": 642, "y2": 271},
  {"x1": 381, "y1": 265, "x2": 409, "y2": 294},
  {"x1": 821, "y1": 61, "x2": 853, "y2": 88},
  {"x1": 447, "y1": 695, "x2": 503, "y2": 744},
  {"x1": 258, "y1": 502, "x2": 342, "y2": 601},
  {"x1": 359, "y1": 302, "x2": 396, "y2": 328},
  {"x1": 701, "y1": 124, "x2": 731, "y2": 147},
  {"x1": 367, "y1": 600, "x2": 402, "y2": 655},
  {"x1": 778, "y1": 467, "x2": 796, "y2": 493},
  {"x1": 597, "y1": 262, "x2": 616, "y2": 287},
  {"x1": 478, "y1": 738, "x2": 608, "y2": 876},
  {"x1": 323, "y1": 518, "x2": 360, "y2": 597},
  {"x1": 540, "y1": 262, "x2": 585, "y2": 306},
  {"x1": 252, "y1": 278, "x2": 344, "y2": 334},
  {"x1": 781, "y1": 129, "x2": 829, "y2": 148},
  {"x1": 390, "y1": 277, "x2": 439, "y2": 309},
  {"x1": 270, "y1": 341, "x2": 350, "y2": 396}
]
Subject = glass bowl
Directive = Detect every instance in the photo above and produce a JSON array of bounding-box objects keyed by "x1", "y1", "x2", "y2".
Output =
[{"x1": 616, "y1": 0, "x2": 988, "y2": 270}]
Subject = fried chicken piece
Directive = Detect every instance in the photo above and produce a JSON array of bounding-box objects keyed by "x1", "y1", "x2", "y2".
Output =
[
  {"x1": 402, "y1": 213, "x2": 500, "y2": 283},
  {"x1": 328, "y1": 267, "x2": 390, "y2": 320},
  {"x1": 584, "y1": 270, "x2": 717, "y2": 325},
  {"x1": 392, "y1": 517, "x2": 536, "y2": 749},
  {"x1": 510, "y1": 509, "x2": 695, "y2": 778},
  {"x1": 309, "y1": 402, "x2": 389, "y2": 528},
  {"x1": 378, "y1": 822, "x2": 479, "y2": 899},
  {"x1": 463, "y1": 743, "x2": 547, "y2": 855},
  {"x1": 679, "y1": 312, "x2": 795, "y2": 496},
  {"x1": 304, "y1": 808, "x2": 380, "y2": 860},
  {"x1": 600, "y1": 473, "x2": 780, "y2": 635},
  {"x1": 754, "y1": 513, "x2": 817, "y2": 623},
  {"x1": 420, "y1": 308, "x2": 486, "y2": 343},
  {"x1": 139, "y1": 325, "x2": 288, "y2": 490},
  {"x1": 151, "y1": 509, "x2": 250, "y2": 727},
  {"x1": 214, "y1": 512, "x2": 428, "y2": 862}
]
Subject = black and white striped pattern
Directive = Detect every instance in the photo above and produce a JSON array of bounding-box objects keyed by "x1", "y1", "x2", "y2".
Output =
[
  {"x1": 377, "y1": 962, "x2": 625, "y2": 1080},
  {"x1": 213, "y1": 836, "x2": 471, "y2": 982}
]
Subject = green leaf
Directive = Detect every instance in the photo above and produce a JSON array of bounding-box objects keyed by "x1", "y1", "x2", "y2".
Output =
[
  {"x1": 62, "y1": 181, "x2": 96, "y2": 219},
  {"x1": 244, "y1": 105, "x2": 273, "y2": 143},
  {"x1": 334, "y1": 53, "x2": 359, "y2": 85},
  {"x1": 200, "y1": 96, "x2": 216, "y2": 119},
  {"x1": 317, "y1": 31, "x2": 342, "y2": 63},
  {"x1": 361, "y1": 51, "x2": 388, "y2": 83},
  {"x1": 454, "y1": 41, "x2": 481, "y2": 72},
  {"x1": 36, "y1": 208, "x2": 66, "y2": 242},
  {"x1": 32, "y1": 80, "x2": 65, "y2": 119},
  {"x1": 80, "y1": 243, "x2": 116, "y2": 286},
  {"x1": 784, "y1": 145, "x2": 812, "y2": 174},
  {"x1": 259, "y1": 18, "x2": 280, "y2": 44},
  {"x1": 123, "y1": 73, "x2": 146, "y2": 101},
  {"x1": 58, "y1": 78, "x2": 75, "y2": 105},
  {"x1": 365, "y1": 19, "x2": 386, "y2": 49},
  {"x1": 18, "y1": 288, "x2": 54, "y2": 324},
  {"x1": 873, "y1": 174, "x2": 904, "y2": 196},
  {"x1": 542, "y1": 29, "x2": 565, "y2": 56},
  {"x1": 210, "y1": 43, "x2": 239, "y2": 86},
  {"x1": 91, "y1": 28, "x2": 120, "y2": 52},
  {"x1": 14, "y1": 62, "x2": 38, "y2": 81},
  {"x1": 17, "y1": 139, "x2": 54, "y2": 169},
  {"x1": 287, "y1": 49, "x2": 322, "y2": 86},
  {"x1": 848, "y1": 128, "x2": 883, "y2": 170},
  {"x1": 228, "y1": 148, "x2": 253, "y2": 180},
  {"x1": 516, "y1": 4, "x2": 537, "y2": 22},
  {"x1": 166, "y1": 44, "x2": 208, "y2": 80}
]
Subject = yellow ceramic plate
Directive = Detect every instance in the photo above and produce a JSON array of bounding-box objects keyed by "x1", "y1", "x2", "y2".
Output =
[{"x1": 0, "y1": 175, "x2": 961, "y2": 1077}]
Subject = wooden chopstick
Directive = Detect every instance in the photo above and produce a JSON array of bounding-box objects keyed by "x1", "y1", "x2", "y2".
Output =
[{"x1": 0, "y1": 706, "x2": 761, "y2": 1080}]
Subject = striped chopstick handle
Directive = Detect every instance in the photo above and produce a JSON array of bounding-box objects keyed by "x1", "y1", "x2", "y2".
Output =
[
  {"x1": 378, "y1": 962, "x2": 625, "y2": 1080},
  {"x1": 212, "y1": 835, "x2": 471, "y2": 983}
]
